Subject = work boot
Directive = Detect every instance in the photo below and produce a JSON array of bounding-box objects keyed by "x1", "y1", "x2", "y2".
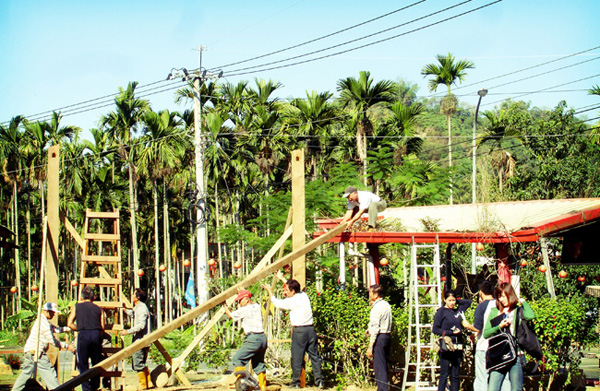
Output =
[
  {"x1": 144, "y1": 367, "x2": 153, "y2": 389},
  {"x1": 137, "y1": 370, "x2": 148, "y2": 390},
  {"x1": 258, "y1": 372, "x2": 267, "y2": 391}
]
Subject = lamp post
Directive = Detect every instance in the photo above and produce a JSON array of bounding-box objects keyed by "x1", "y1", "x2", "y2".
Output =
[{"x1": 471, "y1": 88, "x2": 487, "y2": 274}]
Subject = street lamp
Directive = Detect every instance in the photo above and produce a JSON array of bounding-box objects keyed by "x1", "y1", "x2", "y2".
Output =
[{"x1": 471, "y1": 88, "x2": 487, "y2": 274}]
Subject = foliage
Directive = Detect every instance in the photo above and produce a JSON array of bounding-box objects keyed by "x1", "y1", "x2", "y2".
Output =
[
  {"x1": 148, "y1": 326, "x2": 205, "y2": 372},
  {"x1": 308, "y1": 286, "x2": 407, "y2": 388}
]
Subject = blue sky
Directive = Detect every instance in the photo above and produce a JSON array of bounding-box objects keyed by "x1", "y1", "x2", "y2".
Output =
[{"x1": 1, "y1": 0, "x2": 599, "y2": 137}]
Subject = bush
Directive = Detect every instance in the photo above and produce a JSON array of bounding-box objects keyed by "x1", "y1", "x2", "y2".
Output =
[{"x1": 309, "y1": 286, "x2": 407, "y2": 388}]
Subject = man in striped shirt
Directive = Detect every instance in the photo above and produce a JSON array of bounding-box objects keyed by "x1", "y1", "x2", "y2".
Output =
[
  {"x1": 367, "y1": 284, "x2": 392, "y2": 391},
  {"x1": 11, "y1": 302, "x2": 75, "y2": 391}
]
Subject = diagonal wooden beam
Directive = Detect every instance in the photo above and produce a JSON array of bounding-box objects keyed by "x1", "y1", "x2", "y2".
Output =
[
  {"x1": 169, "y1": 225, "x2": 293, "y2": 374},
  {"x1": 60, "y1": 212, "x2": 84, "y2": 250},
  {"x1": 153, "y1": 340, "x2": 191, "y2": 387},
  {"x1": 54, "y1": 223, "x2": 344, "y2": 391}
]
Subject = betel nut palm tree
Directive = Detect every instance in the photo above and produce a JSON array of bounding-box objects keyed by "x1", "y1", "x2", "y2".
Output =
[
  {"x1": 337, "y1": 71, "x2": 395, "y2": 184},
  {"x1": 421, "y1": 53, "x2": 474, "y2": 204},
  {"x1": 100, "y1": 82, "x2": 150, "y2": 288}
]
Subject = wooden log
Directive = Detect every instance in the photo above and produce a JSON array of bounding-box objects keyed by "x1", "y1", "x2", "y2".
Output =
[{"x1": 54, "y1": 223, "x2": 345, "y2": 391}]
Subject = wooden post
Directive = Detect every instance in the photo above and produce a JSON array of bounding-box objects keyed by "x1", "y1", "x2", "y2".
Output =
[
  {"x1": 291, "y1": 149, "x2": 305, "y2": 288},
  {"x1": 540, "y1": 238, "x2": 556, "y2": 299},
  {"x1": 46, "y1": 146, "x2": 60, "y2": 306}
]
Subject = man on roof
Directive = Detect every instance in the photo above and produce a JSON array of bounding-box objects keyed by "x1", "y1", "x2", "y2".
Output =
[{"x1": 339, "y1": 186, "x2": 387, "y2": 230}]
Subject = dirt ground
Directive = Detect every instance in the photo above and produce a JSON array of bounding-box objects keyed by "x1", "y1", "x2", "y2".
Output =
[{"x1": 0, "y1": 370, "x2": 356, "y2": 391}]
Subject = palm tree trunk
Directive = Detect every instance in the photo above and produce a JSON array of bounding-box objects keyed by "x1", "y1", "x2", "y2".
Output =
[
  {"x1": 447, "y1": 113, "x2": 453, "y2": 205},
  {"x1": 13, "y1": 182, "x2": 21, "y2": 315},
  {"x1": 153, "y1": 183, "x2": 162, "y2": 329},
  {"x1": 215, "y1": 184, "x2": 223, "y2": 279},
  {"x1": 129, "y1": 166, "x2": 140, "y2": 288},
  {"x1": 163, "y1": 181, "x2": 172, "y2": 323}
]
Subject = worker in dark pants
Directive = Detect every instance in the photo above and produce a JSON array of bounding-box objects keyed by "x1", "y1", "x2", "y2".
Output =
[
  {"x1": 223, "y1": 289, "x2": 268, "y2": 391},
  {"x1": 367, "y1": 284, "x2": 392, "y2": 391},
  {"x1": 262, "y1": 279, "x2": 324, "y2": 389},
  {"x1": 68, "y1": 286, "x2": 105, "y2": 391}
]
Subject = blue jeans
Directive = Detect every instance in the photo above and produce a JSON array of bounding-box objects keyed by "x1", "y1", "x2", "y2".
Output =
[
  {"x1": 474, "y1": 350, "x2": 510, "y2": 391},
  {"x1": 487, "y1": 355, "x2": 525, "y2": 391}
]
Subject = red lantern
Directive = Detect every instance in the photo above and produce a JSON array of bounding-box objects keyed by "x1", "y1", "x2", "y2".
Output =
[
  {"x1": 137, "y1": 269, "x2": 145, "y2": 277},
  {"x1": 520, "y1": 260, "x2": 528, "y2": 267},
  {"x1": 538, "y1": 265, "x2": 547, "y2": 273},
  {"x1": 183, "y1": 260, "x2": 191, "y2": 267},
  {"x1": 476, "y1": 243, "x2": 484, "y2": 251},
  {"x1": 441, "y1": 276, "x2": 447, "y2": 282},
  {"x1": 31, "y1": 285, "x2": 39, "y2": 292},
  {"x1": 10, "y1": 286, "x2": 17, "y2": 293},
  {"x1": 234, "y1": 262, "x2": 242, "y2": 269},
  {"x1": 578, "y1": 276, "x2": 586, "y2": 282},
  {"x1": 71, "y1": 280, "x2": 79, "y2": 287},
  {"x1": 558, "y1": 271, "x2": 567, "y2": 278},
  {"x1": 380, "y1": 258, "x2": 389, "y2": 266},
  {"x1": 159, "y1": 265, "x2": 166, "y2": 272},
  {"x1": 208, "y1": 259, "x2": 216, "y2": 267}
]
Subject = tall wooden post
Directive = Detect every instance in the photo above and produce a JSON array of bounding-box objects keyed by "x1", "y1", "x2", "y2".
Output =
[
  {"x1": 46, "y1": 146, "x2": 60, "y2": 306},
  {"x1": 291, "y1": 149, "x2": 305, "y2": 288}
]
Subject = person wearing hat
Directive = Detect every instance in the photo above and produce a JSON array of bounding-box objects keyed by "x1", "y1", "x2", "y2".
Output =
[
  {"x1": 223, "y1": 289, "x2": 268, "y2": 391},
  {"x1": 340, "y1": 186, "x2": 387, "y2": 230},
  {"x1": 11, "y1": 303, "x2": 75, "y2": 391},
  {"x1": 121, "y1": 288, "x2": 152, "y2": 390},
  {"x1": 261, "y1": 279, "x2": 324, "y2": 389}
]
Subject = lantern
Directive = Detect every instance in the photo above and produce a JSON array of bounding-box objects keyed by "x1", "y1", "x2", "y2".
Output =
[
  {"x1": 379, "y1": 258, "x2": 389, "y2": 266},
  {"x1": 10, "y1": 286, "x2": 17, "y2": 293},
  {"x1": 71, "y1": 280, "x2": 79, "y2": 287},
  {"x1": 520, "y1": 260, "x2": 527, "y2": 267},
  {"x1": 234, "y1": 262, "x2": 242, "y2": 269},
  {"x1": 183, "y1": 260, "x2": 191, "y2": 267},
  {"x1": 441, "y1": 276, "x2": 447, "y2": 282},
  {"x1": 538, "y1": 265, "x2": 547, "y2": 273},
  {"x1": 159, "y1": 265, "x2": 166, "y2": 272},
  {"x1": 31, "y1": 285, "x2": 39, "y2": 292},
  {"x1": 137, "y1": 269, "x2": 145, "y2": 277},
  {"x1": 208, "y1": 259, "x2": 216, "y2": 267},
  {"x1": 558, "y1": 271, "x2": 567, "y2": 278},
  {"x1": 578, "y1": 276, "x2": 585, "y2": 282},
  {"x1": 476, "y1": 243, "x2": 484, "y2": 251}
]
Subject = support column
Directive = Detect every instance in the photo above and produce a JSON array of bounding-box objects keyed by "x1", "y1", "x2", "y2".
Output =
[
  {"x1": 291, "y1": 150, "x2": 305, "y2": 288},
  {"x1": 540, "y1": 238, "x2": 556, "y2": 299},
  {"x1": 46, "y1": 146, "x2": 60, "y2": 306},
  {"x1": 367, "y1": 243, "x2": 380, "y2": 286}
]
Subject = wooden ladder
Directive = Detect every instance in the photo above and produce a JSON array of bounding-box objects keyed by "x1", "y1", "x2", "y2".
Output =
[{"x1": 75, "y1": 210, "x2": 126, "y2": 391}]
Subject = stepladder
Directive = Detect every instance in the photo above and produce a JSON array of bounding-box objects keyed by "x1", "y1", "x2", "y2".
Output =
[
  {"x1": 73, "y1": 210, "x2": 127, "y2": 391},
  {"x1": 402, "y1": 241, "x2": 442, "y2": 391}
]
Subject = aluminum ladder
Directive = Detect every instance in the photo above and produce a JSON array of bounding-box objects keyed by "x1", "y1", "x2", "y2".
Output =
[{"x1": 402, "y1": 241, "x2": 442, "y2": 391}]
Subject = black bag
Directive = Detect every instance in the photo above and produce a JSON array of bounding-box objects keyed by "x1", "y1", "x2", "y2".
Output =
[
  {"x1": 515, "y1": 306, "x2": 543, "y2": 359},
  {"x1": 434, "y1": 333, "x2": 455, "y2": 353},
  {"x1": 486, "y1": 330, "x2": 517, "y2": 372}
]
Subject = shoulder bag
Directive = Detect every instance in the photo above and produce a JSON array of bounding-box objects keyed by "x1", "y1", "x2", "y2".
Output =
[
  {"x1": 485, "y1": 329, "x2": 517, "y2": 372},
  {"x1": 515, "y1": 306, "x2": 543, "y2": 359}
]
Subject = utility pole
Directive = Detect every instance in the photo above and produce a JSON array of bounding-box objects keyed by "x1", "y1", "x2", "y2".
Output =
[{"x1": 167, "y1": 48, "x2": 221, "y2": 309}]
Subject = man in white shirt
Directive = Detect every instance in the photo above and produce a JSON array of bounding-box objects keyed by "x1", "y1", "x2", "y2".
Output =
[
  {"x1": 340, "y1": 186, "x2": 387, "y2": 230},
  {"x1": 224, "y1": 289, "x2": 268, "y2": 391},
  {"x1": 367, "y1": 284, "x2": 392, "y2": 391},
  {"x1": 262, "y1": 279, "x2": 324, "y2": 389},
  {"x1": 12, "y1": 302, "x2": 75, "y2": 391}
]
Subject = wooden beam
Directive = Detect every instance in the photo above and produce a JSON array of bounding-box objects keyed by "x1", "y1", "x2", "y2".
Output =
[
  {"x1": 46, "y1": 146, "x2": 60, "y2": 306},
  {"x1": 60, "y1": 213, "x2": 84, "y2": 250},
  {"x1": 153, "y1": 340, "x2": 191, "y2": 387},
  {"x1": 291, "y1": 149, "x2": 306, "y2": 288},
  {"x1": 54, "y1": 223, "x2": 344, "y2": 391},
  {"x1": 170, "y1": 225, "x2": 294, "y2": 374}
]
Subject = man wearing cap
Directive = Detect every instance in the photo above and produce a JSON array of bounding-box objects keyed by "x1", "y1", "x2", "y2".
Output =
[
  {"x1": 12, "y1": 303, "x2": 75, "y2": 391},
  {"x1": 121, "y1": 288, "x2": 152, "y2": 390},
  {"x1": 340, "y1": 186, "x2": 387, "y2": 230},
  {"x1": 261, "y1": 279, "x2": 324, "y2": 389},
  {"x1": 223, "y1": 289, "x2": 268, "y2": 391}
]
